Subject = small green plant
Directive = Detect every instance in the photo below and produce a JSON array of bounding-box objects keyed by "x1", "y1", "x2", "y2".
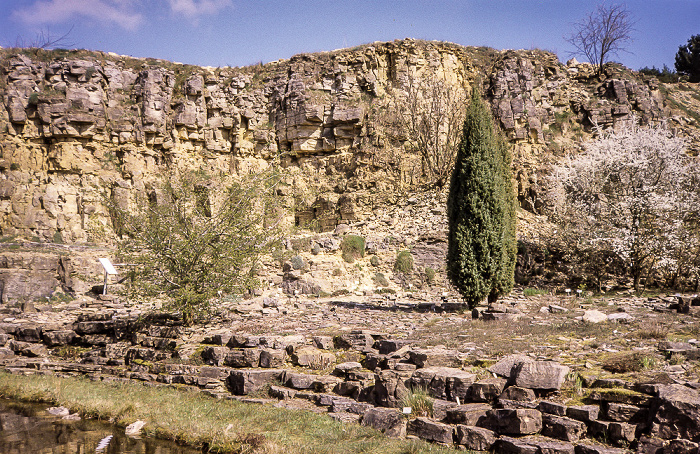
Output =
[
  {"x1": 603, "y1": 351, "x2": 658, "y2": 373},
  {"x1": 373, "y1": 272, "x2": 390, "y2": 287},
  {"x1": 9, "y1": 163, "x2": 20, "y2": 171},
  {"x1": 52, "y1": 231, "x2": 64, "y2": 244},
  {"x1": 290, "y1": 255, "x2": 305, "y2": 270},
  {"x1": 340, "y1": 234, "x2": 365, "y2": 263},
  {"x1": 28, "y1": 93, "x2": 39, "y2": 105},
  {"x1": 399, "y1": 387, "x2": 433, "y2": 418},
  {"x1": 370, "y1": 255, "x2": 380, "y2": 267},
  {"x1": 669, "y1": 352, "x2": 686, "y2": 365},
  {"x1": 394, "y1": 250, "x2": 414, "y2": 273},
  {"x1": 425, "y1": 267, "x2": 436, "y2": 284},
  {"x1": 639, "y1": 355, "x2": 658, "y2": 370}
]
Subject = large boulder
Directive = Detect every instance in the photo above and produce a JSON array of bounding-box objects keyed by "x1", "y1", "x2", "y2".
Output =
[
  {"x1": 651, "y1": 384, "x2": 700, "y2": 441},
  {"x1": 455, "y1": 425, "x2": 496, "y2": 451},
  {"x1": 373, "y1": 369, "x2": 413, "y2": 407},
  {"x1": 410, "y1": 367, "x2": 476, "y2": 402},
  {"x1": 487, "y1": 408, "x2": 542, "y2": 435},
  {"x1": 408, "y1": 347, "x2": 465, "y2": 368},
  {"x1": 227, "y1": 369, "x2": 284, "y2": 395},
  {"x1": 512, "y1": 361, "x2": 569, "y2": 390},
  {"x1": 361, "y1": 408, "x2": 406, "y2": 438},
  {"x1": 407, "y1": 417, "x2": 454, "y2": 444},
  {"x1": 489, "y1": 354, "x2": 534, "y2": 378}
]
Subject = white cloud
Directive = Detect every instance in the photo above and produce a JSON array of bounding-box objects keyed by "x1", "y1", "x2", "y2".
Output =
[
  {"x1": 12, "y1": 0, "x2": 143, "y2": 30},
  {"x1": 167, "y1": 0, "x2": 232, "y2": 19}
]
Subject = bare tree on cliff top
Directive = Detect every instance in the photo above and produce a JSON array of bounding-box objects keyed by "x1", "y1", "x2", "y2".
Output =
[{"x1": 565, "y1": 2, "x2": 634, "y2": 75}]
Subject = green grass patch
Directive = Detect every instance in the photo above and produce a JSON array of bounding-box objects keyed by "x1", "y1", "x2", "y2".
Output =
[
  {"x1": 523, "y1": 288, "x2": 549, "y2": 297},
  {"x1": 0, "y1": 372, "x2": 460, "y2": 453}
]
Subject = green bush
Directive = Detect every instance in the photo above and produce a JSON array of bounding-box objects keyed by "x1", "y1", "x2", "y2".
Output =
[
  {"x1": 675, "y1": 34, "x2": 700, "y2": 82},
  {"x1": 340, "y1": 234, "x2": 365, "y2": 263},
  {"x1": 113, "y1": 168, "x2": 285, "y2": 324},
  {"x1": 370, "y1": 255, "x2": 380, "y2": 266},
  {"x1": 425, "y1": 267, "x2": 436, "y2": 284},
  {"x1": 394, "y1": 250, "x2": 414, "y2": 273}
]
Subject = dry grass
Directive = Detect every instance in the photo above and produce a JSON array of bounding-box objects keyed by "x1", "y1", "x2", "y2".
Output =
[
  {"x1": 635, "y1": 321, "x2": 668, "y2": 340},
  {"x1": 602, "y1": 351, "x2": 659, "y2": 373}
]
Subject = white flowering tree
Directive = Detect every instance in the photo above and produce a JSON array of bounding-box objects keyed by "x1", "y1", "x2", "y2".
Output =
[{"x1": 549, "y1": 123, "x2": 697, "y2": 291}]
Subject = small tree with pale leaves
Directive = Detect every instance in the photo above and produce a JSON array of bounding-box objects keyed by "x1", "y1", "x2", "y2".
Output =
[
  {"x1": 549, "y1": 123, "x2": 697, "y2": 291},
  {"x1": 112, "y1": 168, "x2": 286, "y2": 324}
]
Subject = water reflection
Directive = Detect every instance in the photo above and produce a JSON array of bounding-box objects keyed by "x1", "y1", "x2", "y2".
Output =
[{"x1": 0, "y1": 399, "x2": 200, "y2": 454}]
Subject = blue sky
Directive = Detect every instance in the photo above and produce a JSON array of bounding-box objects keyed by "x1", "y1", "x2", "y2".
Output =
[{"x1": 0, "y1": 0, "x2": 697, "y2": 71}]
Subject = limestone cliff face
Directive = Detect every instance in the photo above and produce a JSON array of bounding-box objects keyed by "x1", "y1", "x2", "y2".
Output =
[{"x1": 0, "y1": 39, "x2": 686, "y2": 244}]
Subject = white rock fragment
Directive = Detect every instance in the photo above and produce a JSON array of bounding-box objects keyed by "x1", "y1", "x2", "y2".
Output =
[{"x1": 125, "y1": 419, "x2": 147, "y2": 437}]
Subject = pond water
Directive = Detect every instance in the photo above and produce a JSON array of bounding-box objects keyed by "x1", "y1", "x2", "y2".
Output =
[{"x1": 0, "y1": 399, "x2": 201, "y2": 454}]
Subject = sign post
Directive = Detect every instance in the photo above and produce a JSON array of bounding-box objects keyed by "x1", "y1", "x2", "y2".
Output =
[{"x1": 98, "y1": 258, "x2": 118, "y2": 295}]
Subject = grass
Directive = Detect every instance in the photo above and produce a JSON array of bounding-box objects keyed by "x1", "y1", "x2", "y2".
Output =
[
  {"x1": 523, "y1": 288, "x2": 549, "y2": 297},
  {"x1": 0, "y1": 372, "x2": 460, "y2": 454},
  {"x1": 399, "y1": 387, "x2": 434, "y2": 418},
  {"x1": 602, "y1": 351, "x2": 659, "y2": 373}
]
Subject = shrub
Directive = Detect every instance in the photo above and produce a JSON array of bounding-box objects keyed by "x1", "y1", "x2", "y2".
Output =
[
  {"x1": 548, "y1": 123, "x2": 696, "y2": 291},
  {"x1": 395, "y1": 250, "x2": 414, "y2": 273},
  {"x1": 112, "y1": 168, "x2": 285, "y2": 324},
  {"x1": 340, "y1": 234, "x2": 365, "y2": 263},
  {"x1": 425, "y1": 267, "x2": 436, "y2": 284},
  {"x1": 370, "y1": 255, "x2": 380, "y2": 267}
]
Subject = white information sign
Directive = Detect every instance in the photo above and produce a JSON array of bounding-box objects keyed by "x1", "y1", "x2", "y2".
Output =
[{"x1": 99, "y1": 258, "x2": 118, "y2": 275}]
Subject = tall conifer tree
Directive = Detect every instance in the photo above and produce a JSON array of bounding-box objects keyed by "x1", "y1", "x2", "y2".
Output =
[{"x1": 447, "y1": 88, "x2": 516, "y2": 308}]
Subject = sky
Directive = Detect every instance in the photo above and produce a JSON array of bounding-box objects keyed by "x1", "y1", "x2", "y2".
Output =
[{"x1": 0, "y1": 0, "x2": 697, "y2": 71}]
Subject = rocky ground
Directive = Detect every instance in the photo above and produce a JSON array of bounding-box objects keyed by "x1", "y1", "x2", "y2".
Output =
[{"x1": 2, "y1": 279, "x2": 700, "y2": 453}]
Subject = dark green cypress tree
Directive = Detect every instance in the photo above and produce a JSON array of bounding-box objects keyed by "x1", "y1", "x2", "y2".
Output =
[{"x1": 447, "y1": 88, "x2": 516, "y2": 309}]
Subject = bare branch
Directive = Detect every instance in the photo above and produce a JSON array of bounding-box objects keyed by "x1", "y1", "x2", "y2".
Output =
[{"x1": 565, "y1": 2, "x2": 634, "y2": 75}]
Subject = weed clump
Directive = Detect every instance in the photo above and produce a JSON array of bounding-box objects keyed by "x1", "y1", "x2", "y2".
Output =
[
  {"x1": 399, "y1": 387, "x2": 433, "y2": 417},
  {"x1": 395, "y1": 250, "x2": 414, "y2": 273},
  {"x1": 340, "y1": 235, "x2": 365, "y2": 263},
  {"x1": 373, "y1": 272, "x2": 390, "y2": 287},
  {"x1": 290, "y1": 255, "x2": 305, "y2": 270},
  {"x1": 425, "y1": 267, "x2": 436, "y2": 284}
]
